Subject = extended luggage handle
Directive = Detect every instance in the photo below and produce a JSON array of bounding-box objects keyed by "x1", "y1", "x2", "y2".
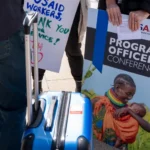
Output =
[
  {"x1": 23, "y1": 11, "x2": 39, "y2": 126},
  {"x1": 44, "y1": 96, "x2": 58, "y2": 131}
]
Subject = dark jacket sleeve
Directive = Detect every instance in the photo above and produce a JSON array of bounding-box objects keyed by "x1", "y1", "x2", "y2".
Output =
[
  {"x1": 141, "y1": 0, "x2": 150, "y2": 14},
  {"x1": 98, "y1": 0, "x2": 107, "y2": 10},
  {"x1": 21, "y1": 0, "x2": 24, "y2": 12},
  {"x1": 98, "y1": 0, "x2": 150, "y2": 15}
]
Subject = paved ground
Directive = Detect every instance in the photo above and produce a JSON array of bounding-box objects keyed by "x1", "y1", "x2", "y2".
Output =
[{"x1": 41, "y1": 1, "x2": 117, "y2": 149}]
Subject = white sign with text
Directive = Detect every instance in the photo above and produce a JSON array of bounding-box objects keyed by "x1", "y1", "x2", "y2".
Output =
[{"x1": 24, "y1": 0, "x2": 80, "y2": 72}]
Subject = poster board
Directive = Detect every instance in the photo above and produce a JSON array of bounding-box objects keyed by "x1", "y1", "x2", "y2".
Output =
[
  {"x1": 82, "y1": 8, "x2": 150, "y2": 150},
  {"x1": 24, "y1": 0, "x2": 80, "y2": 72}
]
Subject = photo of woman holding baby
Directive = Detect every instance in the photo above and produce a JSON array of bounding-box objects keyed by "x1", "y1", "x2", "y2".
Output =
[{"x1": 92, "y1": 74, "x2": 150, "y2": 150}]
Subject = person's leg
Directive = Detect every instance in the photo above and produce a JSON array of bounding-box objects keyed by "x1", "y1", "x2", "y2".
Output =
[
  {"x1": 98, "y1": 0, "x2": 106, "y2": 10},
  {"x1": 0, "y1": 28, "x2": 26, "y2": 150},
  {"x1": 65, "y1": 3, "x2": 83, "y2": 92},
  {"x1": 32, "y1": 67, "x2": 46, "y2": 93}
]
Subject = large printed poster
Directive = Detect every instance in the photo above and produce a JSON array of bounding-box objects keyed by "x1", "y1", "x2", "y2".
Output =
[
  {"x1": 82, "y1": 8, "x2": 150, "y2": 150},
  {"x1": 24, "y1": 0, "x2": 79, "y2": 72}
]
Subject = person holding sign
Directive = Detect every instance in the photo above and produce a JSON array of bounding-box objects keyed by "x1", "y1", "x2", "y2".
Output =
[
  {"x1": 98, "y1": 0, "x2": 150, "y2": 30},
  {"x1": 0, "y1": 0, "x2": 26, "y2": 150},
  {"x1": 32, "y1": 0, "x2": 90, "y2": 93}
]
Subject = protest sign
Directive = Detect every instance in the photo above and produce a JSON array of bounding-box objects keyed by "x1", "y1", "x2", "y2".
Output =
[
  {"x1": 24, "y1": 0, "x2": 79, "y2": 72},
  {"x1": 82, "y1": 8, "x2": 150, "y2": 150}
]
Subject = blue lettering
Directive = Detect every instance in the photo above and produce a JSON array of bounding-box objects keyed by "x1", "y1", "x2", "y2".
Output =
[
  {"x1": 41, "y1": 8, "x2": 46, "y2": 15},
  {"x1": 34, "y1": 0, "x2": 41, "y2": 4},
  {"x1": 48, "y1": 1, "x2": 55, "y2": 9},
  {"x1": 50, "y1": 11, "x2": 55, "y2": 18},
  {"x1": 42, "y1": 0, "x2": 48, "y2": 6},
  {"x1": 55, "y1": 12, "x2": 62, "y2": 21},
  {"x1": 33, "y1": 6, "x2": 38, "y2": 11},
  {"x1": 46, "y1": 10, "x2": 50, "y2": 16},
  {"x1": 55, "y1": 3, "x2": 58, "y2": 10},
  {"x1": 26, "y1": 1, "x2": 64, "y2": 21},
  {"x1": 38, "y1": 7, "x2": 41, "y2": 12},
  {"x1": 58, "y1": 5, "x2": 65, "y2": 12},
  {"x1": 27, "y1": 2, "x2": 34, "y2": 10}
]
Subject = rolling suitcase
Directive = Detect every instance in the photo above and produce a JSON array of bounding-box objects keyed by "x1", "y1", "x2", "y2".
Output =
[{"x1": 21, "y1": 11, "x2": 93, "y2": 150}]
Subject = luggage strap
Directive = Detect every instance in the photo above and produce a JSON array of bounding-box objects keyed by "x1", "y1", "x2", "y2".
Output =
[{"x1": 52, "y1": 91, "x2": 71, "y2": 150}]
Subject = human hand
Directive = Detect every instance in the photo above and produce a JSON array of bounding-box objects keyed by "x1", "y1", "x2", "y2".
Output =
[
  {"x1": 128, "y1": 10, "x2": 150, "y2": 31},
  {"x1": 106, "y1": 0, "x2": 122, "y2": 26},
  {"x1": 113, "y1": 107, "x2": 129, "y2": 119}
]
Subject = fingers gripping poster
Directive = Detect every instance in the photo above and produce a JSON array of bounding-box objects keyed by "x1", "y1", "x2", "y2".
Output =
[
  {"x1": 24, "y1": 0, "x2": 79, "y2": 72},
  {"x1": 82, "y1": 8, "x2": 150, "y2": 150}
]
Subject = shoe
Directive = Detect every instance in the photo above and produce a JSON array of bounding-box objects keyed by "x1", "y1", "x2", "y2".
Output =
[{"x1": 75, "y1": 81, "x2": 82, "y2": 92}]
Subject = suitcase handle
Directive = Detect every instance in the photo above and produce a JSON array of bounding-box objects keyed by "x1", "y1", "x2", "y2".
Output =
[
  {"x1": 57, "y1": 92, "x2": 71, "y2": 149},
  {"x1": 44, "y1": 96, "x2": 57, "y2": 131},
  {"x1": 23, "y1": 11, "x2": 39, "y2": 126},
  {"x1": 52, "y1": 92, "x2": 71, "y2": 149}
]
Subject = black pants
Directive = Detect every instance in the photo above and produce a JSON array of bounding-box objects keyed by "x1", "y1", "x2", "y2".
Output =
[
  {"x1": 32, "y1": 4, "x2": 83, "y2": 81},
  {"x1": 32, "y1": 67, "x2": 45, "y2": 81}
]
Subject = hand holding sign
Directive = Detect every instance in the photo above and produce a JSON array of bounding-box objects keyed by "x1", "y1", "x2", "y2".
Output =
[
  {"x1": 128, "y1": 10, "x2": 150, "y2": 31},
  {"x1": 106, "y1": 0, "x2": 150, "y2": 32},
  {"x1": 106, "y1": 0, "x2": 122, "y2": 26}
]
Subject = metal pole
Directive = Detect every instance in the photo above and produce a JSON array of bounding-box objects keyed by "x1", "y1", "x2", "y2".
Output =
[
  {"x1": 33, "y1": 22, "x2": 39, "y2": 111},
  {"x1": 23, "y1": 11, "x2": 38, "y2": 126},
  {"x1": 25, "y1": 34, "x2": 33, "y2": 126}
]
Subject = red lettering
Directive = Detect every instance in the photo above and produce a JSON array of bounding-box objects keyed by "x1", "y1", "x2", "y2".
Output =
[
  {"x1": 30, "y1": 40, "x2": 43, "y2": 51},
  {"x1": 31, "y1": 52, "x2": 43, "y2": 64},
  {"x1": 143, "y1": 25, "x2": 149, "y2": 32}
]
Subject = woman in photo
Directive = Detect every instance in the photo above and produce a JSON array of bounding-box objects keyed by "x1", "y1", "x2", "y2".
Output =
[{"x1": 92, "y1": 74, "x2": 150, "y2": 149}]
